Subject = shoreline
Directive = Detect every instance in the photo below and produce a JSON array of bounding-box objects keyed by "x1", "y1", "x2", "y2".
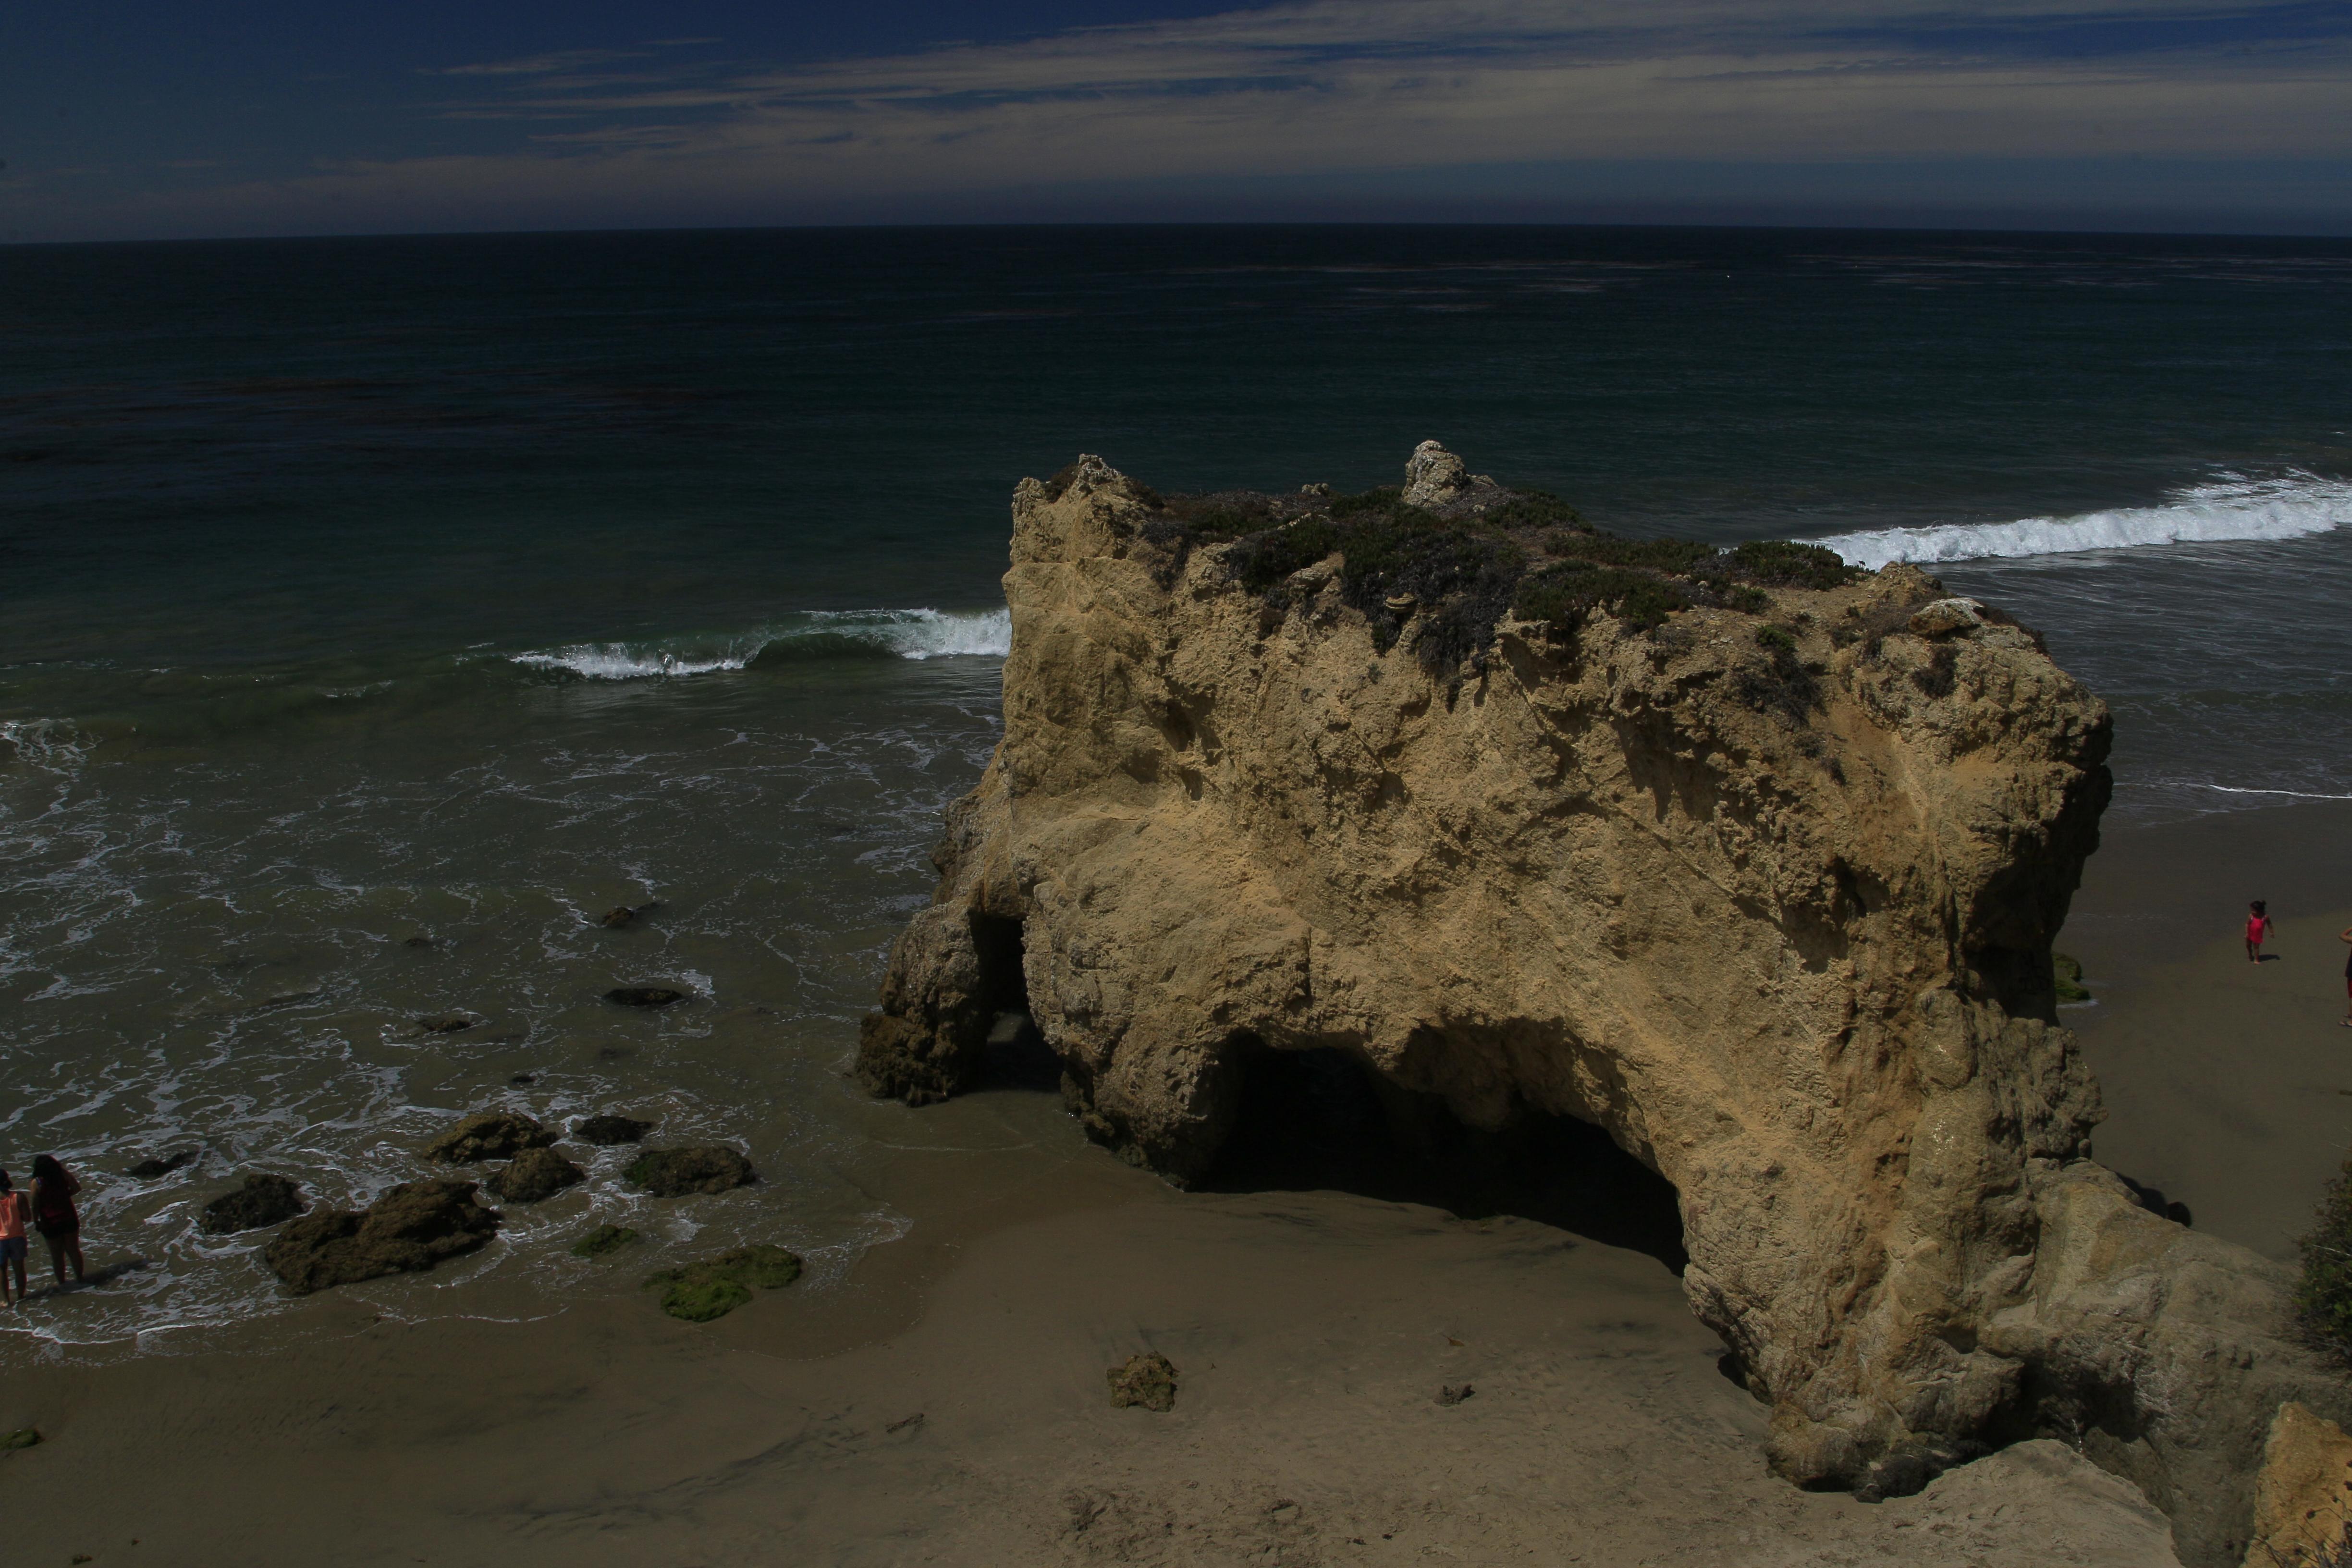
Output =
[{"x1": 1, "y1": 798, "x2": 2343, "y2": 1563}]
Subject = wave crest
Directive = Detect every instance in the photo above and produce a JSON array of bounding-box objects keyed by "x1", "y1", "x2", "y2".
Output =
[
  {"x1": 1814, "y1": 472, "x2": 2352, "y2": 570},
  {"x1": 512, "y1": 608, "x2": 1011, "y2": 681}
]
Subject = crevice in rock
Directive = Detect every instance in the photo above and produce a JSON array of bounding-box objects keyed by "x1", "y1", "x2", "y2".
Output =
[{"x1": 1193, "y1": 1041, "x2": 1689, "y2": 1274}]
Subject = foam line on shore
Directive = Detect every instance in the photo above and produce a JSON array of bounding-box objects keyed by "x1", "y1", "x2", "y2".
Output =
[
  {"x1": 1814, "y1": 472, "x2": 2352, "y2": 570},
  {"x1": 2195, "y1": 784, "x2": 2352, "y2": 801},
  {"x1": 511, "y1": 607, "x2": 1011, "y2": 680}
]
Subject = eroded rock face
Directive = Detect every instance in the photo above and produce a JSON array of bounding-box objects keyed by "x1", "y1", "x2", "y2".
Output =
[{"x1": 858, "y1": 447, "x2": 2352, "y2": 1565}]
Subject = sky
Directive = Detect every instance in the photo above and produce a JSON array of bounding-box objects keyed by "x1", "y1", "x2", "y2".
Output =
[{"x1": 4, "y1": 0, "x2": 2351, "y2": 241}]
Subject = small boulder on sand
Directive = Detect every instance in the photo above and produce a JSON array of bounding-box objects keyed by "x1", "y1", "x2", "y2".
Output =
[
  {"x1": 1108, "y1": 1352, "x2": 1179, "y2": 1412},
  {"x1": 486, "y1": 1147, "x2": 584, "y2": 1204},
  {"x1": 263, "y1": 1180, "x2": 500, "y2": 1295},
  {"x1": 199, "y1": 1174, "x2": 307, "y2": 1235},
  {"x1": 424, "y1": 1110, "x2": 553, "y2": 1164},
  {"x1": 623, "y1": 1146, "x2": 756, "y2": 1197},
  {"x1": 571, "y1": 1113, "x2": 655, "y2": 1146}
]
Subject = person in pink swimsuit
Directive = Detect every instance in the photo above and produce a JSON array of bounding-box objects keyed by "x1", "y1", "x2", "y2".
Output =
[
  {"x1": 2246, "y1": 900, "x2": 2274, "y2": 963},
  {"x1": 0, "y1": 1171, "x2": 27, "y2": 1306}
]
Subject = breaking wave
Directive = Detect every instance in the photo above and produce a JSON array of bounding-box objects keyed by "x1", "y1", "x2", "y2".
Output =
[
  {"x1": 512, "y1": 607, "x2": 1011, "y2": 681},
  {"x1": 1813, "y1": 472, "x2": 2352, "y2": 571}
]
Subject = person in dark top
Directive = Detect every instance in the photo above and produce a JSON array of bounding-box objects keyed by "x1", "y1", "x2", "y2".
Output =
[
  {"x1": 28, "y1": 1155, "x2": 84, "y2": 1288},
  {"x1": 2340, "y1": 925, "x2": 2352, "y2": 1028}
]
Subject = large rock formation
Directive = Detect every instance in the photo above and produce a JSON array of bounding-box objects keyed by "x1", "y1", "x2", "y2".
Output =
[{"x1": 859, "y1": 446, "x2": 2348, "y2": 1565}]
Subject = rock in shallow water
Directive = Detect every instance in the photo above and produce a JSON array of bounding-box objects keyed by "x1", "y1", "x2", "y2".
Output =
[
  {"x1": 623, "y1": 1146, "x2": 756, "y2": 1196},
  {"x1": 486, "y1": 1146, "x2": 584, "y2": 1204},
  {"x1": 606, "y1": 986, "x2": 684, "y2": 1008},
  {"x1": 126, "y1": 1149, "x2": 199, "y2": 1180},
  {"x1": 198, "y1": 1173, "x2": 306, "y2": 1235},
  {"x1": 571, "y1": 1113, "x2": 655, "y2": 1146},
  {"x1": 1107, "y1": 1353, "x2": 1178, "y2": 1412},
  {"x1": 263, "y1": 1179, "x2": 500, "y2": 1295},
  {"x1": 643, "y1": 1244, "x2": 802, "y2": 1321},
  {"x1": 570, "y1": 1223, "x2": 638, "y2": 1259},
  {"x1": 424, "y1": 1110, "x2": 553, "y2": 1164}
]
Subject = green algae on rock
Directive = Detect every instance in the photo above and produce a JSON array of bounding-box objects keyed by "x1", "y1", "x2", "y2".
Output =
[
  {"x1": 644, "y1": 1244, "x2": 804, "y2": 1322},
  {"x1": 570, "y1": 1223, "x2": 639, "y2": 1259}
]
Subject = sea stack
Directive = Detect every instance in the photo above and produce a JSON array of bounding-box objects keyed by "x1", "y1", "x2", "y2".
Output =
[{"x1": 859, "y1": 445, "x2": 2349, "y2": 1566}]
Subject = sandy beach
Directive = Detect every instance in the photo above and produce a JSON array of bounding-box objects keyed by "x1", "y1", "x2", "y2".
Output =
[{"x1": 5, "y1": 799, "x2": 2344, "y2": 1563}]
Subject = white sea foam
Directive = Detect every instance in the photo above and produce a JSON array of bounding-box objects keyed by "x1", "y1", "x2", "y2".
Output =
[
  {"x1": 511, "y1": 608, "x2": 1011, "y2": 680},
  {"x1": 1813, "y1": 472, "x2": 2352, "y2": 570}
]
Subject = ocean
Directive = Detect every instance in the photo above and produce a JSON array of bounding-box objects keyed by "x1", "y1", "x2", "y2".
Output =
[{"x1": 3, "y1": 224, "x2": 2349, "y2": 1348}]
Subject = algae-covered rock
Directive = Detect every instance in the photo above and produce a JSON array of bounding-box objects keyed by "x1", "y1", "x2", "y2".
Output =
[
  {"x1": 485, "y1": 1146, "x2": 584, "y2": 1204},
  {"x1": 423, "y1": 1110, "x2": 553, "y2": 1164},
  {"x1": 1108, "y1": 1352, "x2": 1178, "y2": 1412},
  {"x1": 654, "y1": 1274, "x2": 750, "y2": 1322},
  {"x1": 644, "y1": 1243, "x2": 803, "y2": 1321},
  {"x1": 263, "y1": 1179, "x2": 501, "y2": 1295},
  {"x1": 571, "y1": 1113, "x2": 655, "y2": 1146},
  {"x1": 198, "y1": 1173, "x2": 307, "y2": 1235},
  {"x1": 570, "y1": 1223, "x2": 639, "y2": 1259},
  {"x1": 2055, "y1": 952, "x2": 2090, "y2": 1004},
  {"x1": 623, "y1": 1145, "x2": 756, "y2": 1197},
  {"x1": 1, "y1": 1428, "x2": 38, "y2": 1450}
]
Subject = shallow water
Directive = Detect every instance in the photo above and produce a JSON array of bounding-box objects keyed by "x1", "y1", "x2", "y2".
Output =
[{"x1": 2, "y1": 224, "x2": 2348, "y2": 1346}]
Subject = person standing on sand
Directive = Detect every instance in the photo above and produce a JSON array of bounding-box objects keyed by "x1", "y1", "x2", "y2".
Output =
[
  {"x1": 0, "y1": 1171, "x2": 28, "y2": 1306},
  {"x1": 2340, "y1": 925, "x2": 2352, "y2": 1027},
  {"x1": 29, "y1": 1155, "x2": 84, "y2": 1288},
  {"x1": 2247, "y1": 900, "x2": 2275, "y2": 962}
]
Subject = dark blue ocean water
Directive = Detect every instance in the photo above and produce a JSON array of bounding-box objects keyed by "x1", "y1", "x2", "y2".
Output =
[{"x1": 2, "y1": 225, "x2": 2349, "y2": 1344}]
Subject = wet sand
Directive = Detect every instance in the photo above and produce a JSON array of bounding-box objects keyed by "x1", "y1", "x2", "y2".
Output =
[{"x1": 11, "y1": 802, "x2": 2344, "y2": 1565}]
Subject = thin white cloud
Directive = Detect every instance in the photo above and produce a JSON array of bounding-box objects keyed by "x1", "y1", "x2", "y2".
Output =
[{"x1": 33, "y1": 0, "x2": 2352, "y2": 234}]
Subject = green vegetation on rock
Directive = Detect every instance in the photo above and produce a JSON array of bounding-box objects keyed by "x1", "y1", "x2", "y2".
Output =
[
  {"x1": 1139, "y1": 478, "x2": 1857, "y2": 672},
  {"x1": 2299, "y1": 1158, "x2": 2352, "y2": 1358},
  {"x1": 2054, "y1": 953, "x2": 2090, "y2": 1004},
  {"x1": 570, "y1": 1223, "x2": 639, "y2": 1259},
  {"x1": 643, "y1": 1243, "x2": 804, "y2": 1322}
]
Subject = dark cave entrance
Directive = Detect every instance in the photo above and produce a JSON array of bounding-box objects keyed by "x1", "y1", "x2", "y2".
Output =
[
  {"x1": 1196, "y1": 1040, "x2": 1690, "y2": 1274},
  {"x1": 968, "y1": 913, "x2": 1064, "y2": 1091}
]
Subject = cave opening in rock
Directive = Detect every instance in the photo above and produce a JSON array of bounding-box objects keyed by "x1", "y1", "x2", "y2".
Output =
[
  {"x1": 1197, "y1": 1040, "x2": 1689, "y2": 1273},
  {"x1": 969, "y1": 913, "x2": 1060, "y2": 1090}
]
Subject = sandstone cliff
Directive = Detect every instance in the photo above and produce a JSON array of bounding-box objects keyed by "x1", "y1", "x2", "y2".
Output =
[{"x1": 859, "y1": 446, "x2": 2349, "y2": 1566}]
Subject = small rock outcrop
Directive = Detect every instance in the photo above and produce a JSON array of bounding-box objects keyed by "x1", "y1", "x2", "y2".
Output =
[
  {"x1": 127, "y1": 1150, "x2": 199, "y2": 1180},
  {"x1": 623, "y1": 1146, "x2": 756, "y2": 1197},
  {"x1": 858, "y1": 447, "x2": 2352, "y2": 1566},
  {"x1": 571, "y1": 1223, "x2": 639, "y2": 1259},
  {"x1": 423, "y1": 1111, "x2": 553, "y2": 1164},
  {"x1": 1108, "y1": 1352, "x2": 1179, "y2": 1412},
  {"x1": 606, "y1": 986, "x2": 684, "y2": 1008},
  {"x1": 572, "y1": 1114, "x2": 655, "y2": 1146},
  {"x1": 198, "y1": 1174, "x2": 306, "y2": 1235},
  {"x1": 485, "y1": 1147, "x2": 584, "y2": 1204},
  {"x1": 2242, "y1": 1403, "x2": 2352, "y2": 1567},
  {"x1": 263, "y1": 1179, "x2": 500, "y2": 1295},
  {"x1": 643, "y1": 1244, "x2": 802, "y2": 1322}
]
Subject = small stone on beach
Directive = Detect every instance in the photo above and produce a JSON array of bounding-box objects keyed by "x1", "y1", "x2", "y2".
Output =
[
  {"x1": 1107, "y1": 1352, "x2": 1178, "y2": 1412},
  {"x1": 1436, "y1": 1383, "x2": 1476, "y2": 1406}
]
